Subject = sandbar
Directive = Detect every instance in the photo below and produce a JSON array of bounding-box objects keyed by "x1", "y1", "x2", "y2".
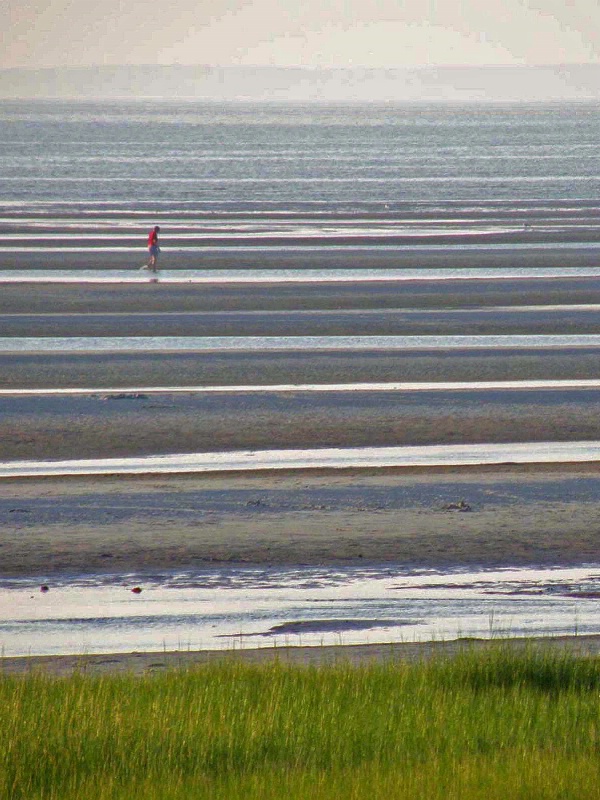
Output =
[{"x1": 3, "y1": 467, "x2": 600, "y2": 576}]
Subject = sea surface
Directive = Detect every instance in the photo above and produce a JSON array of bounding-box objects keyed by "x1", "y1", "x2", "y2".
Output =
[{"x1": 1, "y1": 99, "x2": 600, "y2": 253}]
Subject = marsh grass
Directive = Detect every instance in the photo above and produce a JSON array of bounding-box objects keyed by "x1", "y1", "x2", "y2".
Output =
[{"x1": 2, "y1": 647, "x2": 600, "y2": 799}]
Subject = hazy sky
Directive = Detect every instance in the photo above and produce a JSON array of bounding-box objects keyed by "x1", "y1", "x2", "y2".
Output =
[{"x1": 4, "y1": 0, "x2": 600, "y2": 70}]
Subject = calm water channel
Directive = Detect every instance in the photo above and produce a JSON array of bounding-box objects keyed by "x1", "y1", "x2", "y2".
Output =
[{"x1": 1, "y1": 564, "x2": 599, "y2": 658}]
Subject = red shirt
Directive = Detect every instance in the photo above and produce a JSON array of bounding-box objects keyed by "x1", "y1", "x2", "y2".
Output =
[{"x1": 148, "y1": 229, "x2": 158, "y2": 247}]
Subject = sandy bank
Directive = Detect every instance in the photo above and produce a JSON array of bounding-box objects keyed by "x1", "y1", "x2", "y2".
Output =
[
  {"x1": 3, "y1": 239, "x2": 600, "y2": 273},
  {"x1": 3, "y1": 634, "x2": 600, "y2": 677},
  {"x1": 4, "y1": 275, "x2": 600, "y2": 315},
  {"x1": 3, "y1": 467, "x2": 600, "y2": 577},
  {"x1": 3, "y1": 385, "x2": 600, "y2": 460}
]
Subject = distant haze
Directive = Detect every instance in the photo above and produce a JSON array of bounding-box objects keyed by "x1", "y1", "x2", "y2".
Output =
[
  {"x1": 3, "y1": 0, "x2": 600, "y2": 71},
  {"x1": 2, "y1": 63, "x2": 600, "y2": 102}
]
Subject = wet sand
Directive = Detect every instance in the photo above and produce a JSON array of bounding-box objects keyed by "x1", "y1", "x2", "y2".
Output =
[
  {"x1": 2, "y1": 273, "x2": 600, "y2": 577},
  {"x1": 6, "y1": 308, "x2": 600, "y2": 338},
  {"x1": 3, "y1": 349, "x2": 600, "y2": 391},
  {"x1": 3, "y1": 388, "x2": 600, "y2": 459},
  {"x1": 4, "y1": 275, "x2": 600, "y2": 315},
  {"x1": 2, "y1": 238, "x2": 600, "y2": 274},
  {"x1": 3, "y1": 467, "x2": 600, "y2": 576},
  {"x1": 3, "y1": 261, "x2": 600, "y2": 673}
]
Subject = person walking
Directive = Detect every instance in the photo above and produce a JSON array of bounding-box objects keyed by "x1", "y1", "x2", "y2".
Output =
[{"x1": 143, "y1": 225, "x2": 161, "y2": 272}]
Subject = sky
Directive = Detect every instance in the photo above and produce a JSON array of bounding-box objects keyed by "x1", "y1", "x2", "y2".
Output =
[{"x1": 3, "y1": 0, "x2": 600, "y2": 71}]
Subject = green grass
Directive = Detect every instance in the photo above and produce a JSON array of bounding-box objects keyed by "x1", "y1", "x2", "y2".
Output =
[{"x1": 2, "y1": 647, "x2": 600, "y2": 799}]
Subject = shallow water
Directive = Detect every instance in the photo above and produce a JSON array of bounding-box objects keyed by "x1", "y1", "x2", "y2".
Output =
[
  {"x1": 3, "y1": 379, "x2": 600, "y2": 396},
  {"x1": 2, "y1": 441, "x2": 600, "y2": 478},
  {"x1": 4, "y1": 265, "x2": 600, "y2": 283},
  {"x1": 3, "y1": 333, "x2": 600, "y2": 354},
  {"x1": 1, "y1": 565, "x2": 599, "y2": 657}
]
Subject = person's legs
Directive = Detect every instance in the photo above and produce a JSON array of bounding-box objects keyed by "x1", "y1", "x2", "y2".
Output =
[{"x1": 149, "y1": 246, "x2": 159, "y2": 271}]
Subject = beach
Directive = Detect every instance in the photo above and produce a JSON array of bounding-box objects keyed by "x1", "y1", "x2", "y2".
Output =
[
  {"x1": 3, "y1": 99, "x2": 600, "y2": 672},
  {"x1": 4, "y1": 456, "x2": 600, "y2": 676},
  {"x1": 2, "y1": 266, "x2": 600, "y2": 662},
  {"x1": 2, "y1": 261, "x2": 600, "y2": 609},
  {"x1": 1, "y1": 263, "x2": 600, "y2": 569}
]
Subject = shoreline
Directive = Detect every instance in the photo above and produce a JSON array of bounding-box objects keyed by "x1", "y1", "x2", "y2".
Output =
[{"x1": 4, "y1": 634, "x2": 600, "y2": 677}]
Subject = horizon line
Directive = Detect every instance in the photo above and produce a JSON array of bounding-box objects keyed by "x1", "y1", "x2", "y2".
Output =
[{"x1": 4, "y1": 61, "x2": 600, "y2": 73}]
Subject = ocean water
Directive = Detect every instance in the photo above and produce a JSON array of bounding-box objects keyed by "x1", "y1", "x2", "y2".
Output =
[{"x1": 1, "y1": 100, "x2": 600, "y2": 250}]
